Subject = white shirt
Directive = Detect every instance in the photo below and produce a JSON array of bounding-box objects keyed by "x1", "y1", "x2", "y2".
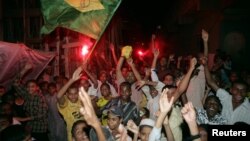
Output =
[
  {"x1": 216, "y1": 88, "x2": 250, "y2": 124},
  {"x1": 149, "y1": 127, "x2": 162, "y2": 141},
  {"x1": 186, "y1": 65, "x2": 206, "y2": 109}
]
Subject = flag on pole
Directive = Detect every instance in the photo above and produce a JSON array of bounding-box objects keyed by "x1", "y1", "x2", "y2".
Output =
[{"x1": 40, "y1": 0, "x2": 122, "y2": 39}]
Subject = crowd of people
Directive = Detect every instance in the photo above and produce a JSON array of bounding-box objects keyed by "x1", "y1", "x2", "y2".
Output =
[{"x1": 0, "y1": 29, "x2": 250, "y2": 141}]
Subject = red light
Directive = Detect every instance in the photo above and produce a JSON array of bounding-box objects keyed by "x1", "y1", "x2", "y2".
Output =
[
  {"x1": 138, "y1": 50, "x2": 144, "y2": 56},
  {"x1": 81, "y1": 45, "x2": 89, "y2": 56}
]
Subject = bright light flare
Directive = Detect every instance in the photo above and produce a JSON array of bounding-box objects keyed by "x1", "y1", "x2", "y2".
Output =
[
  {"x1": 137, "y1": 50, "x2": 144, "y2": 56},
  {"x1": 81, "y1": 45, "x2": 89, "y2": 56}
]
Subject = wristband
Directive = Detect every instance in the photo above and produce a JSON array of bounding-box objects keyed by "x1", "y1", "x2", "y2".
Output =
[{"x1": 187, "y1": 134, "x2": 200, "y2": 140}]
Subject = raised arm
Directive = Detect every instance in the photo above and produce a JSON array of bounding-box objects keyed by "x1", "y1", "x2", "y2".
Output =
[
  {"x1": 79, "y1": 87, "x2": 106, "y2": 141},
  {"x1": 57, "y1": 67, "x2": 82, "y2": 105},
  {"x1": 155, "y1": 88, "x2": 174, "y2": 128},
  {"x1": 201, "y1": 57, "x2": 220, "y2": 92},
  {"x1": 149, "y1": 88, "x2": 174, "y2": 141},
  {"x1": 116, "y1": 56, "x2": 125, "y2": 81},
  {"x1": 181, "y1": 102, "x2": 201, "y2": 141},
  {"x1": 151, "y1": 41, "x2": 159, "y2": 70},
  {"x1": 202, "y1": 29, "x2": 209, "y2": 57},
  {"x1": 82, "y1": 63, "x2": 98, "y2": 88},
  {"x1": 127, "y1": 58, "x2": 142, "y2": 80},
  {"x1": 173, "y1": 58, "x2": 196, "y2": 103},
  {"x1": 110, "y1": 43, "x2": 118, "y2": 64},
  {"x1": 126, "y1": 120, "x2": 139, "y2": 141},
  {"x1": 201, "y1": 29, "x2": 220, "y2": 91},
  {"x1": 163, "y1": 116, "x2": 175, "y2": 141}
]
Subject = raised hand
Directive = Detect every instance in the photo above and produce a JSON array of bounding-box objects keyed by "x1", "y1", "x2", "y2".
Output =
[
  {"x1": 126, "y1": 120, "x2": 139, "y2": 135},
  {"x1": 202, "y1": 29, "x2": 209, "y2": 42},
  {"x1": 152, "y1": 47, "x2": 160, "y2": 58},
  {"x1": 126, "y1": 57, "x2": 134, "y2": 66},
  {"x1": 79, "y1": 87, "x2": 99, "y2": 127},
  {"x1": 136, "y1": 80, "x2": 146, "y2": 90},
  {"x1": 181, "y1": 102, "x2": 196, "y2": 124},
  {"x1": 72, "y1": 67, "x2": 82, "y2": 81},
  {"x1": 200, "y1": 56, "x2": 208, "y2": 66},
  {"x1": 190, "y1": 57, "x2": 197, "y2": 70},
  {"x1": 159, "y1": 88, "x2": 174, "y2": 114}
]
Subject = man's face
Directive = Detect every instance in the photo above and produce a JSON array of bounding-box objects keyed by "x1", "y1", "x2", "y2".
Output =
[
  {"x1": 139, "y1": 126, "x2": 152, "y2": 141},
  {"x1": 100, "y1": 85, "x2": 111, "y2": 97},
  {"x1": 67, "y1": 88, "x2": 79, "y2": 103},
  {"x1": 107, "y1": 113, "x2": 121, "y2": 131},
  {"x1": 27, "y1": 82, "x2": 39, "y2": 95},
  {"x1": 99, "y1": 73, "x2": 107, "y2": 83},
  {"x1": 120, "y1": 85, "x2": 131, "y2": 101},
  {"x1": 230, "y1": 83, "x2": 247, "y2": 103},
  {"x1": 125, "y1": 71, "x2": 136, "y2": 84},
  {"x1": 73, "y1": 122, "x2": 89, "y2": 141},
  {"x1": 79, "y1": 79, "x2": 90, "y2": 90},
  {"x1": 163, "y1": 75, "x2": 174, "y2": 85},
  {"x1": 150, "y1": 88, "x2": 158, "y2": 98},
  {"x1": 121, "y1": 68, "x2": 128, "y2": 77},
  {"x1": 205, "y1": 98, "x2": 220, "y2": 118},
  {"x1": 48, "y1": 86, "x2": 57, "y2": 95}
]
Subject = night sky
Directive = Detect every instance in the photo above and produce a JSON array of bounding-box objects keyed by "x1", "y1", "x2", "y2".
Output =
[{"x1": 118, "y1": 0, "x2": 171, "y2": 33}]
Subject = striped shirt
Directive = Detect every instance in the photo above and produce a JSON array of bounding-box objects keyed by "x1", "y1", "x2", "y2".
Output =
[{"x1": 14, "y1": 86, "x2": 48, "y2": 133}]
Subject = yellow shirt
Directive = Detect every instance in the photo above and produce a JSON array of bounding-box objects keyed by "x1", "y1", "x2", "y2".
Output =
[
  {"x1": 97, "y1": 97, "x2": 109, "y2": 109},
  {"x1": 57, "y1": 96, "x2": 84, "y2": 141}
]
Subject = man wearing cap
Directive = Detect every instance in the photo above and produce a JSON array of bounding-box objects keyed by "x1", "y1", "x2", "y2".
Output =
[{"x1": 107, "y1": 106, "x2": 132, "y2": 141}]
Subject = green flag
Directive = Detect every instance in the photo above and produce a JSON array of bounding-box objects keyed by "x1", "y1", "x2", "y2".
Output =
[{"x1": 40, "y1": 0, "x2": 122, "y2": 39}]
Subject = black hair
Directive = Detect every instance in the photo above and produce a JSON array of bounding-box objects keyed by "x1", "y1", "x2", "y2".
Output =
[
  {"x1": 232, "y1": 80, "x2": 248, "y2": 89},
  {"x1": 101, "y1": 83, "x2": 111, "y2": 90},
  {"x1": 71, "y1": 120, "x2": 90, "y2": 138},
  {"x1": 25, "y1": 79, "x2": 37, "y2": 87},
  {"x1": 204, "y1": 95, "x2": 222, "y2": 113},
  {"x1": 120, "y1": 82, "x2": 132, "y2": 89},
  {"x1": 161, "y1": 85, "x2": 177, "y2": 92},
  {"x1": 163, "y1": 73, "x2": 175, "y2": 81}
]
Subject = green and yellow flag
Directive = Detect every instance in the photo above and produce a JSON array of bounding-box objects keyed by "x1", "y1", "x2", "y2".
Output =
[{"x1": 40, "y1": 0, "x2": 122, "y2": 39}]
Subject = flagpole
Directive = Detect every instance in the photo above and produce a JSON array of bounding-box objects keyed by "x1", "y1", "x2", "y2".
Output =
[{"x1": 84, "y1": 1, "x2": 122, "y2": 63}]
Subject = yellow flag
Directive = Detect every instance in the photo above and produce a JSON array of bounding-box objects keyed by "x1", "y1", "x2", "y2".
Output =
[
  {"x1": 122, "y1": 46, "x2": 133, "y2": 59},
  {"x1": 65, "y1": 0, "x2": 104, "y2": 12}
]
